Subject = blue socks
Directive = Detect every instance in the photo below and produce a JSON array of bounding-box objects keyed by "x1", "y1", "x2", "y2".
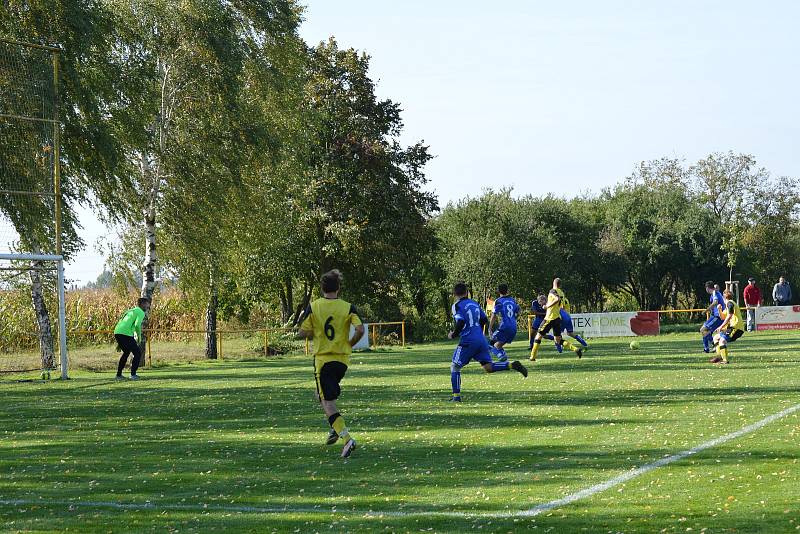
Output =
[
  {"x1": 703, "y1": 333, "x2": 712, "y2": 351},
  {"x1": 490, "y1": 361, "x2": 509, "y2": 371},
  {"x1": 451, "y1": 370, "x2": 461, "y2": 395},
  {"x1": 574, "y1": 334, "x2": 588, "y2": 347}
]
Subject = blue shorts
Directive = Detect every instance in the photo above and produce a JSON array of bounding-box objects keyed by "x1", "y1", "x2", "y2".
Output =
[
  {"x1": 452, "y1": 340, "x2": 492, "y2": 367},
  {"x1": 532, "y1": 318, "x2": 543, "y2": 331},
  {"x1": 491, "y1": 328, "x2": 517, "y2": 344},
  {"x1": 560, "y1": 311, "x2": 574, "y2": 333},
  {"x1": 703, "y1": 316, "x2": 724, "y2": 332}
]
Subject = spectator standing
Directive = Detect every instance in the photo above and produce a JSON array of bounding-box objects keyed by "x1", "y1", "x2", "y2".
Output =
[
  {"x1": 742, "y1": 278, "x2": 762, "y2": 331},
  {"x1": 773, "y1": 277, "x2": 792, "y2": 306}
]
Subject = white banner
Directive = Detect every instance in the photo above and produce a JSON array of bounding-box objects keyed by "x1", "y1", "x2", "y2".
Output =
[
  {"x1": 567, "y1": 311, "x2": 660, "y2": 337},
  {"x1": 352, "y1": 323, "x2": 370, "y2": 350},
  {"x1": 755, "y1": 306, "x2": 800, "y2": 331}
]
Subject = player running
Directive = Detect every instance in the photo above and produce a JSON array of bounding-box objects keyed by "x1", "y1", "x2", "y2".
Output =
[
  {"x1": 700, "y1": 281, "x2": 725, "y2": 353},
  {"x1": 530, "y1": 278, "x2": 583, "y2": 361},
  {"x1": 488, "y1": 284, "x2": 520, "y2": 362},
  {"x1": 711, "y1": 290, "x2": 744, "y2": 364},
  {"x1": 449, "y1": 282, "x2": 528, "y2": 402},
  {"x1": 297, "y1": 269, "x2": 365, "y2": 458},
  {"x1": 114, "y1": 297, "x2": 150, "y2": 380},
  {"x1": 528, "y1": 294, "x2": 549, "y2": 350}
]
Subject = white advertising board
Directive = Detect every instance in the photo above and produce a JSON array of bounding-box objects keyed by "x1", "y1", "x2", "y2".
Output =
[
  {"x1": 755, "y1": 306, "x2": 800, "y2": 331},
  {"x1": 352, "y1": 323, "x2": 371, "y2": 350},
  {"x1": 566, "y1": 311, "x2": 660, "y2": 337}
]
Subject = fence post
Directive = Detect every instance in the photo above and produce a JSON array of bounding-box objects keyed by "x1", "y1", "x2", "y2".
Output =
[
  {"x1": 371, "y1": 324, "x2": 377, "y2": 349},
  {"x1": 218, "y1": 331, "x2": 223, "y2": 359},
  {"x1": 305, "y1": 338, "x2": 309, "y2": 355},
  {"x1": 527, "y1": 315, "x2": 532, "y2": 345},
  {"x1": 401, "y1": 321, "x2": 405, "y2": 348},
  {"x1": 147, "y1": 335, "x2": 152, "y2": 368},
  {"x1": 264, "y1": 329, "x2": 268, "y2": 358}
]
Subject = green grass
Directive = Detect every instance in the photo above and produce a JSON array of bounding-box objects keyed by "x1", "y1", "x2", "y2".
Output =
[{"x1": 1, "y1": 332, "x2": 799, "y2": 533}]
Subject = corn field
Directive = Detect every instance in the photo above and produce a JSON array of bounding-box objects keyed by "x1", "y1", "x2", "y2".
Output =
[{"x1": 0, "y1": 288, "x2": 262, "y2": 352}]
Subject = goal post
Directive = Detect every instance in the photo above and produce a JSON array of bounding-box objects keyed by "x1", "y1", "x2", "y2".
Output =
[{"x1": 0, "y1": 38, "x2": 68, "y2": 378}]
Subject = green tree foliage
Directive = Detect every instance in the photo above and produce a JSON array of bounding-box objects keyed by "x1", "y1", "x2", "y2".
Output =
[{"x1": 231, "y1": 38, "x2": 438, "y2": 324}]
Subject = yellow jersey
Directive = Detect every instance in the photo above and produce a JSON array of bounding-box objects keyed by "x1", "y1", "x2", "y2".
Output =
[
  {"x1": 300, "y1": 297, "x2": 363, "y2": 360},
  {"x1": 724, "y1": 300, "x2": 744, "y2": 332},
  {"x1": 544, "y1": 289, "x2": 561, "y2": 321},
  {"x1": 555, "y1": 288, "x2": 570, "y2": 313}
]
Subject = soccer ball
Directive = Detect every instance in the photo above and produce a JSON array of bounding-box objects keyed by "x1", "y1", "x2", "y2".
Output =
[{"x1": 629, "y1": 340, "x2": 640, "y2": 350}]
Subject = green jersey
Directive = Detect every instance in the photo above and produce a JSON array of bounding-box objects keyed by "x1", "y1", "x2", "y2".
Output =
[{"x1": 114, "y1": 307, "x2": 145, "y2": 340}]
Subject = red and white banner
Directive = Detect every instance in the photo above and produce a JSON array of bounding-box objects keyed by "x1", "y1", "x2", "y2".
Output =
[
  {"x1": 568, "y1": 311, "x2": 660, "y2": 337},
  {"x1": 756, "y1": 306, "x2": 800, "y2": 331}
]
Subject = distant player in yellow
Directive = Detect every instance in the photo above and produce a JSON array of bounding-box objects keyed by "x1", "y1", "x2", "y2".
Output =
[
  {"x1": 530, "y1": 278, "x2": 583, "y2": 361},
  {"x1": 298, "y1": 270, "x2": 365, "y2": 458},
  {"x1": 711, "y1": 290, "x2": 744, "y2": 364}
]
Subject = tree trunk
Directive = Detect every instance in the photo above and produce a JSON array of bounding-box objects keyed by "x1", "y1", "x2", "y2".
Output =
[
  {"x1": 285, "y1": 276, "x2": 294, "y2": 322},
  {"x1": 139, "y1": 150, "x2": 159, "y2": 356},
  {"x1": 205, "y1": 281, "x2": 218, "y2": 359},
  {"x1": 279, "y1": 276, "x2": 293, "y2": 323},
  {"x1": 29, "y1": 262, "x2": 55, "y2": 370},
  {"x1": 292, "y1": 281, "x2": 312, "y2": 326}
]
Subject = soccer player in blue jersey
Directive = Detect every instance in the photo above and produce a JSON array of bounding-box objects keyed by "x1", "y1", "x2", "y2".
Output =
[
  {"x1": 488, "y1": 284, "x2": 520, "y2": 362},
  {"x1": 700, "y1": 281, "x2": 725, "y2": 353},
  {"x1": 528, "y1": 294, "x2": 552, "y2": 350},
  {"x1": 557, "y1": 308, "x2": 589, "y2": 353},
  {"x1": 448, "y1": 282, "x2": 527, "y2": 402}
]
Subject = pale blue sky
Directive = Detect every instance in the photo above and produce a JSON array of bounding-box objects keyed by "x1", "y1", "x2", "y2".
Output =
[{"x1": 67, "y1": 0, "x2": 799, "y2": 284}]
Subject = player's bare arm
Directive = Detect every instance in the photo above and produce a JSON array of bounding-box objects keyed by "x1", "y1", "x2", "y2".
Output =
[{"x1": 349, "y1": 324, "x2": 365, "y2": 347}]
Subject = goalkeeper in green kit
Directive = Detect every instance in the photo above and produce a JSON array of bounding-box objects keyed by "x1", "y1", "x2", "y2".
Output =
[{"x1": 114, "y1": 298, "x2": 150, "y2": 380}]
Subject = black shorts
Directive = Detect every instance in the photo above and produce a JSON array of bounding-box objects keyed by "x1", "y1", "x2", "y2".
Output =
[
  {"x1": 538, "y1": 318, "x2": 562, "y2": 337},
  {"x1": 315, "y1": 360, "x2": 348, "y2": 401},
  {"x1": 725, "y1": 328, "x2": 744, "y2": 343}
]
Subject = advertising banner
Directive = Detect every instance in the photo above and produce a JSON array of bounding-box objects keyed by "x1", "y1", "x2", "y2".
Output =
[
  {"x1": 567, "y1": 311, "x2": 660, "y2": 337},
  {"x1": 352, "y1": 323, "x2": 370, "y2": 350},
  {"x1": 755, "y1": 306, "x2": 800, "y2": 331}
]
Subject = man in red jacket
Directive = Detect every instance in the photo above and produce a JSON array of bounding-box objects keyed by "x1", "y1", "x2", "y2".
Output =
[{"x1": 742, "y1": 277, "x2": 762, "y2": 332}]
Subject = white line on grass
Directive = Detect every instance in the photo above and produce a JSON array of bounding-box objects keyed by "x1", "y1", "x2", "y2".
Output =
[
  {"x1": 512, "y1": 400, "x2": 800, "y2": 518},
  {"x1": 1, "y1": 401, "x2": 798, "y2": 520}
]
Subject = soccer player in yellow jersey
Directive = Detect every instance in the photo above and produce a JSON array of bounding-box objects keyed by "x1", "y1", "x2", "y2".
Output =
[
  {"x1": 711, "y1": 290, "x2": 744, "y2": 364},
  {"x1": 530, "y1": 278, "x2": 583, "y2": 361},
  {"x1": 298, "y1": 270, "x2": 365, "y2": 458}
]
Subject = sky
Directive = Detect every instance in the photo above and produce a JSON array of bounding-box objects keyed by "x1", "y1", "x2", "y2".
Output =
[{"x1": 64, "y1": 0, "x2": 800, "y2": 285}]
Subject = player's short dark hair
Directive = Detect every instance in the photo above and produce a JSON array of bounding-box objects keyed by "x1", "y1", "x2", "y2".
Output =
[
  {"x1": 705, "y1": 281, "x2": 714, "y2": 289},
  {"x1": 321, "y1": 269, "x2": 342, "y2": 293},
  {"x1": 553, "y1": 277, "x2": 561, "y2": 288},
  {"x1": 453, "y1": 282, "x2": 468, "y2": 296},
  {"x1": 497, "y1": 283, "x2": 509, "y2": 295},
  {"x1": 137, "y1": 297, "x2": 151, "y2": 309}
]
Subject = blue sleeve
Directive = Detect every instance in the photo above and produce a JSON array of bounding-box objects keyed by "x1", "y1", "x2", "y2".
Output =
[
  {"x1": 493, "y1": 300, "x2": 501, "y2": 314},
  {"x1": 451, "y1": 303, "x2": 463, "y2": 322}
]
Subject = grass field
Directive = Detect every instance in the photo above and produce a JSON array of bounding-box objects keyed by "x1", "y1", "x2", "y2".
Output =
[{"x1": 1, "y1": 331, "x2": 799, "y2": 533}]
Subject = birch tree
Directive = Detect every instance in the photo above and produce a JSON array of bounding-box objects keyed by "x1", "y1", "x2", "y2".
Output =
[{"x1": 102, "y1": 0, "x2": 301, "y2": 352}]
